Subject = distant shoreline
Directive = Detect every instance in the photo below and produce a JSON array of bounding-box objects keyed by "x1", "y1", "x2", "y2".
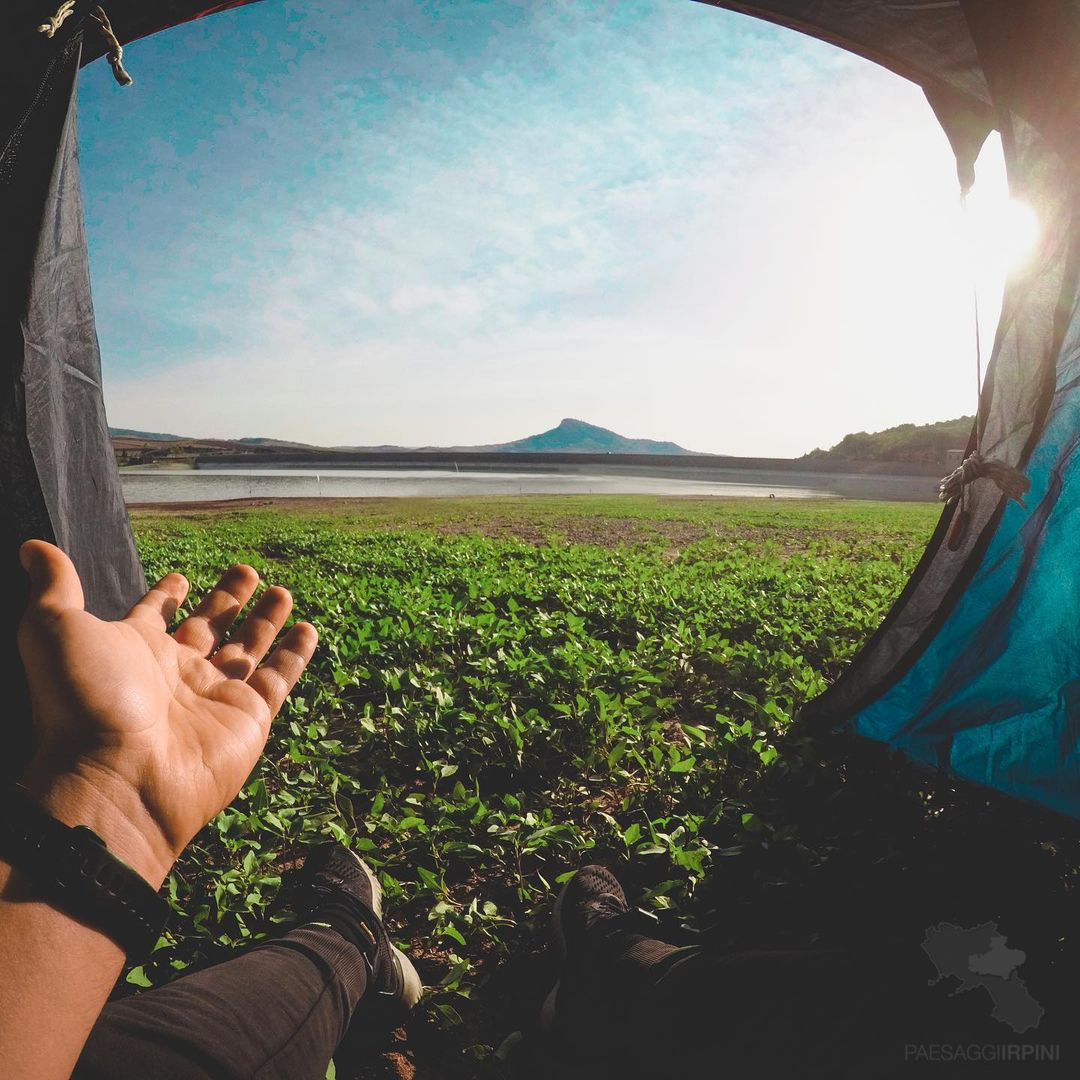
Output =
[
  {"x1": 192, "y1": 448, "x2": 945, "y2": 478},
  {"x1": 120, "y1": 461, "x2": 940, "y2": 504},
  {"x1": 125, "y1": 493, "x2": 930, "y2": 515}
]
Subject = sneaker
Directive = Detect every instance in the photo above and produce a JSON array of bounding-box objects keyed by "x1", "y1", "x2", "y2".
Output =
[
  {"x1": 539, "y1": 865, "x2": 646, "y2": 1044},
  {"x1": 290, "y1": 843, "x2": 423, "y2": 1013}
]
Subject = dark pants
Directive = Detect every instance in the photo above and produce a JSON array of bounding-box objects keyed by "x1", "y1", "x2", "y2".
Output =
[
  {"x1": 74, "y1": 922, "x2": 1071, "y2": 1079},
  {"x1": 543, "y1": 934, "x2": 1069, "y2": 1079},
  {"x1": 634, "y1": 945, "x2": 1072, "y2": 1078},
  {"x1": 74, "y1": 925, "x2": 367, "y2": 1080}
]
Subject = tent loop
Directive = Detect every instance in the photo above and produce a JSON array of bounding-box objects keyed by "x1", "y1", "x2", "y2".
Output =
[
  {"x1": 37, "y1": 1, "x2": 76, "y2": 39},
  {"x1": 88, "y1": 6, "x2": 133, "y2": 86}
]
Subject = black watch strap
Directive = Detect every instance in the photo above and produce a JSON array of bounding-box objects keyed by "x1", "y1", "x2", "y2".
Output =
[{"x1": 0, "y1": 786, "x2": 169, "y2": 962}]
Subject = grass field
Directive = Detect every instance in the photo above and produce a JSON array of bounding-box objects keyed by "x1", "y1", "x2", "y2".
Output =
[{"x1": 126, "y1": 496, "x2": 1077, "y2": 1073}]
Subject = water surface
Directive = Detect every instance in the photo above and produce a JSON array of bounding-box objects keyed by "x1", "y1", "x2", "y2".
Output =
[{"x1": 121, "y1": 467, "x2": 936, "y2": 503}]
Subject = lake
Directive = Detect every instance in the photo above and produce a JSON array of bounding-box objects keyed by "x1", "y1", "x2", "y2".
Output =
[{"x1": 121, "y1": 467, "x2": 938, "y2": 503}]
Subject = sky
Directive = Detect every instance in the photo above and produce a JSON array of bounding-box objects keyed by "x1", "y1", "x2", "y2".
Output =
[{"x1": 78, "y1": 0, "x2": 1018, "y2": 456}]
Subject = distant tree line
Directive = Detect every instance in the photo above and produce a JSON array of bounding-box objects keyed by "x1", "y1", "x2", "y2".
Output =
[{"x1": 802, "y1": 416, "x2": 974, "y2": 466}]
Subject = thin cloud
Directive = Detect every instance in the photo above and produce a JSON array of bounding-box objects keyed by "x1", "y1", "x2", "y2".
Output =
[{"x1": 84, "y1": 1, "x2": 997, "y2": 454}]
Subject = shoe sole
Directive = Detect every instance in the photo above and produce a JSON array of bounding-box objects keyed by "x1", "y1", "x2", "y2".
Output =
[
  {"x1": 536, "y1": 882, "x2": 605, "y2": 1079},
  {"x1": 346, "y1": 849, "x2": 424, "y2": 1010},
  {"x1": 538, "y1": 877, "x2": 570, "y2": 1034}
]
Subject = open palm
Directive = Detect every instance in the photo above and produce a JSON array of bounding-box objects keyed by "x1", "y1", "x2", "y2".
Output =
[{"x1": 16, "y1": 541, "x2": 317, "y2": 883}]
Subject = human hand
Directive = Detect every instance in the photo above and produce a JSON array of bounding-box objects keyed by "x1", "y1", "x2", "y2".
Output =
[{"x1": 15, "y1": 541, "x2": 318, "y2": 887}]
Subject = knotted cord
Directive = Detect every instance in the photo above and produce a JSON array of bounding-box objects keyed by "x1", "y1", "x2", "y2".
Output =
[
  {"x1": 88, "y1": 6, "x2": 133, "y2": 86},
  {"x1": 939, "y1": 450, "x2": 1030, "y2": 508},
  {"x1": 37, "y1": 0, "x2": 76, "y2": 38},
  {"x1": 34, "y1": 3, "x2": 133, "y2": 85}
]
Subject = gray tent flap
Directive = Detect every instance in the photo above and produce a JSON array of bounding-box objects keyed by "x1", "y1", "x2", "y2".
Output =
[
  {"x1": 21, "y1": 38, "x2": 145, "y2": 621},
  {"x1": 1, "y1": 14, "x2": 144, "y2": 781}
]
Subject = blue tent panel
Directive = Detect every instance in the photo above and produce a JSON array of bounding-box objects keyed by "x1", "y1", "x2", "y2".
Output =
[{"x1": 853, "y1": 340, "x2": 1080, "y2": 819}]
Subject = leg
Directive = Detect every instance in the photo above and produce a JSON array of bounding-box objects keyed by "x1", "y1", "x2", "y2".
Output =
[
  {"x1": 75, "y1": 845, "x2": 421, "y2": 1080},
  {"x1": 537, "y1": 867, "x2": 953, "y2": 1079},
  {"x1": 75, "y1": 924, "x2": 367, "y2": 1080}
]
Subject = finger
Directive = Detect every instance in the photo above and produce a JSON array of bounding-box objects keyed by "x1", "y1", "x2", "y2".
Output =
[
  {"x1": 125, "y1": 573, "x2": 190, "y2": 631},
  {"x1": 173, "y1": 565, "x2": 260, "y2": 657},
  {"x1": 212, "y1": 585, "x2": 293, "y2": 680},
  {"x1": 246, "y1": 622, "x2": 318, "y2": 718},
  {"x1": 20, "y1": 540, "x2": 84, "y2": 617}
]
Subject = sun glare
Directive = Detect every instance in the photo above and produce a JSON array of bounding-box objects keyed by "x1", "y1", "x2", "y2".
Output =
[{"x1": 963, "y1": 189, "x2": 1040, "y2": 278}]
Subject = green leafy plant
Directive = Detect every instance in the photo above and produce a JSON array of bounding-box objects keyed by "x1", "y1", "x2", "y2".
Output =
[{"x1": 128, "y1": 495, "x2": 937, "y2": 1058}]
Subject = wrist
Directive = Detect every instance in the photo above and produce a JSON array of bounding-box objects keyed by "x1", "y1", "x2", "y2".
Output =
[{"x1": 16, "y1": 771, "x2": 175, "y2": 890}]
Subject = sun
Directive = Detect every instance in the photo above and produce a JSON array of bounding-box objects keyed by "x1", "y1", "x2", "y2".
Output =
[{"x1": 963, "y1": 188, "x2": 1040, "y2": 278}]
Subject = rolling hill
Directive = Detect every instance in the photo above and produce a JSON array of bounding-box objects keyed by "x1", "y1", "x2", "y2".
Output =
[
  {"x1": 112, "y1": 416, "x2": 969, "y2": 467},
  {"x1": 109, "y1": 426, "x2": 185, "y2": 441},
  {"x1": 112, "y1": 418, "x2": 697, "y2": 461},
  {"x1": 802, "y1": 416, "x2": 973, "y2": 466}
]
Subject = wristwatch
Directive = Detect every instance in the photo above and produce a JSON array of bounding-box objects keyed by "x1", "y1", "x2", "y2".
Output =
[{"x1": 0, "y1": 785, "x2": 169, "y2": 962}]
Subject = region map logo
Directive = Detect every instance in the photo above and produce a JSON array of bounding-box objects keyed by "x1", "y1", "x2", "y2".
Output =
[{"x1": 921, "y1": 921, "x2": 1044, "y2": 1034}]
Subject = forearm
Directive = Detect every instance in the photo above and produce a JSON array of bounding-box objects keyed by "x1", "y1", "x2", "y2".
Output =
[
  {"x1": 0, "y1": 859, "x2": 127, "y2": 1079},
  {"x1": 0, "y1": 782, "x2": 173, "y2": 1080},
  {"x1": 3, "y1": 543, "x2": 314, "y2": 1074}
]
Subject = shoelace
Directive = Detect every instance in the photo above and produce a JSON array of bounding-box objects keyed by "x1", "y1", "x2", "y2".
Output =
[
  {"x1": 586, "y1": 896, "x2": 660, "y2": 938},
  {"x1": 588, "y1": 893, "x2": 629, "y2": 919},
  {"x1": 305, "y1": 885, "x2": 397, "y2": 987}
]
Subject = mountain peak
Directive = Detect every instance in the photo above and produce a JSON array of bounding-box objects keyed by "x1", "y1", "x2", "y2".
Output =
[
  {"x1": 112, "y1": 418, "x2": 699, "y2": 456},
  {"x1": 555, "y1": 417, "x2": 598, "y2": 433},
  {"x1": 497, "y1": 418, "x2": 695, "y2": 455}
]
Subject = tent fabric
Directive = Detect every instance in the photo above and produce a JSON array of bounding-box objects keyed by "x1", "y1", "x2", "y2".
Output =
[
  {"x1": 703, "y1": 2, "x2": 1080, "y2": 818},
  {"x1": 1, "y1": 13, "x2": 146, "y2": 779},
  {"x1": 4, "y1": 0, "x2": 1079, "y2": 813},
  {"x1": 837, "y1": 1, "x2": 1080, "y2": 815},
  {"x1": 796, "y1": 1, "x2": 1080, "y2": 707},
  {"x1": 21, "y1": 39, "x2": 145, "y2": 619},
  {"x1": 702, "y1": 1, "x2": 987, "y2": 96},
  {"x1": 2, "y1": 17, "x2": 143, "y2": 622}
]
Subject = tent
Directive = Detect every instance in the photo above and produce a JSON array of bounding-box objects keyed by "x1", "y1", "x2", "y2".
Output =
[{"x1": 2, "y1": 1, "x2": 1078, "y2": 815}]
